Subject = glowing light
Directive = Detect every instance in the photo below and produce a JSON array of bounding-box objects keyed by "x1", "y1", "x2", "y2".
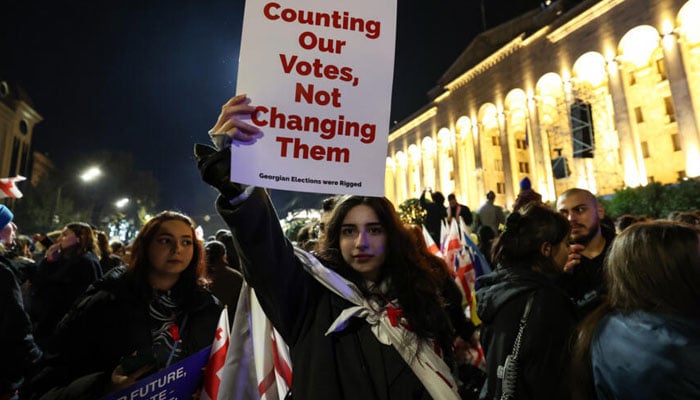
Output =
[
  {"x1": 619, "y1": 26, "x2": 660, "y2": 68},
  {"x1": 114, "y1": 198, "x2": 129, "y2": 208},
  {"x1": 679, "y1": 0, "x2": 700, "y2": 43},
  {"x1": 573, "y1": 52, "x2": 607, "y2": 87},
  {"x1": 80, "y1": 166, "x2": 102, "y2": 182}
]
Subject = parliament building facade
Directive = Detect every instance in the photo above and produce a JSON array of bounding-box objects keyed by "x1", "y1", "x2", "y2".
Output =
[{"x1": 385, "y1": 0, "x2": 700, "y2": 210}]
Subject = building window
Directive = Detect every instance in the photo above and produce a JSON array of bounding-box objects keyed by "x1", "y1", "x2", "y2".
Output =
[
  {"x1": 518, "y1": 161, "x2": 530, "y2": 173},
  {"x1": 656, "y1": 59, "x2": 668, "y2": 81},
  {"x1": 664, "y1": 96, "x2": 676, "y2": 123},
  {"x1": 9, "y1": 138, "x2": 20, "y2": 176},
  {"x1": 492, "y1": 135, "x2": 500, "y2": 146},
  {"x1": 494, "y1": 159, "x2": 503, "y2": 171},
  {"x1": 516, "y1": 139, "x2": 527, "y2": 149},
  {"x1": 628, "y1": 72, "x2": 636, "y2": 86},
  {"x1": 648, "y1": 176, "x2": 655, "y2": 183},
  {"x1": 634, "y1": 106, "x2": 644, "y2": 123},
  {"x1": 496, "y1": 182, "x2": 506, "y2": 194},
  {"x1": 671, "y1": 133, "x2": 682, "y2": 151},
  {"x1": 641, "y1": 141, "x2": 650, "y2": 158},
  {"x1": 678, "y1": 170, "x2": 687, "y2": 180}
]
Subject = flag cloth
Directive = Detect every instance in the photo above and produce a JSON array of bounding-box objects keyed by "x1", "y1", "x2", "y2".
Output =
[
  {"x1": 217, "y1": 283, "x2": 292, "y2": 400},
  {"x1": 459, "y1": 218, "x2": 492, "y2": 277},
  {"x1": 201, "y1": 307, "x2": 231, "y2": 400},
  {"x1": 442, "y1": 220, "x2": 462, "y2": 273},
  {"x1": 421, "y1": 225, "x2": 443, "y2": 257},
  {"x1": 0, "y1": 176, "x2": 25, "y2": 199}
]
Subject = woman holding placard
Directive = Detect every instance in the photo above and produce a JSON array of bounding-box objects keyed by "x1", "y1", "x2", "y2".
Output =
[{"x1": 195, "y1": 94, "x2": 463, "y2": 399}]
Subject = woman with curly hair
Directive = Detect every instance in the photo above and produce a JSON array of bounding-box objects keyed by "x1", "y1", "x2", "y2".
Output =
[
  {"x1": 195, "y1": 94, "x2": 462, "y2": 399},
  {"x1": 476, "y1": 203, "x2": 576, "y2": 399},
  {"x1": 29, "y1": 211, "x2": 221, "y2": 399}
]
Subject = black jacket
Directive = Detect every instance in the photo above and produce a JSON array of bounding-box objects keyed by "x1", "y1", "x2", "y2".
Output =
[
  {"x1": 0, "y1": 256, "x2": 42, "y2": 395},
  {"x1": 476, "y1": 267, "x2": 577, "y2": 399},
  {"x1": 29, "y1": 273, "x2": 221, "y2": 399},
  {"x1": 29, "y1": 252, "x2": 103, "y2": 348},
  {"x1": 217, "y1": 189, "x2": 437, "y2": 400}
]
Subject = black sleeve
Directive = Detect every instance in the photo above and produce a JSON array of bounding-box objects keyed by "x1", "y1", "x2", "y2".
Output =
[{"x1": 215, "y1": 189, "x2": 320, "y2": 346}]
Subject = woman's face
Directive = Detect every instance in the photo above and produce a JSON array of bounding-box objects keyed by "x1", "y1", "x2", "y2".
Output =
[
  {"x1": 339, "y1": 204, "x2": 387, "y2": 282},
  {"x1": 550, "y1": 240, "x2": 570, "y2": 270},
  {"x1": 148, "y1": 220, "x2": 194, "y2": 277},
  {"x1": 58, "y1": 227, "x2": 80, "y2": 250}
]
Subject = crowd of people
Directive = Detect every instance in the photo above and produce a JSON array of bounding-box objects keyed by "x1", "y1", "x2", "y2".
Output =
[{"x1": 1, "y1": 93, "x2": 699, "y2": 399}]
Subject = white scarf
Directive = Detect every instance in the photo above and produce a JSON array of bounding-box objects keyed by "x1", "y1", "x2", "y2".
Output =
[{"x1": 294, "y1": 248, "x2": 460, "y2": 400}]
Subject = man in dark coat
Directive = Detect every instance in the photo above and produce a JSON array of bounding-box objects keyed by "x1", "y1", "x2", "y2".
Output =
[{"x1": 420, "y1": 189, "x2": 447, "y2": 245}]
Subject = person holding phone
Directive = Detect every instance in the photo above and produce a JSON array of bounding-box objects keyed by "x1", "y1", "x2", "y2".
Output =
[{"x1": 29, "y1": 211, "x2": 221, "y2": 399}]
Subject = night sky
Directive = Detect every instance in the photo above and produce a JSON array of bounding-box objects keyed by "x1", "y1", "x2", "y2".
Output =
[{"x1": 1, "y1": 0, "x2": 540, "y2": 227}]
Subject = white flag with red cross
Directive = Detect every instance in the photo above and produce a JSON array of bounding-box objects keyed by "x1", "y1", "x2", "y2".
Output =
[
  {"x1": 0, "y1": 176, "x2": 25, "y2": 199},
  {"x1": 201, "y1": 307, "x2": 230, "y2": 400}
]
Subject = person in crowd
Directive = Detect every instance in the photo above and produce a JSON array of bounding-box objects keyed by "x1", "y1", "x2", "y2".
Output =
[
  {"x1": 96, "y1": 230, "x2": 125, "y2": 274},
  {"x1": 476, "y1": 225, "x2": 497, "y2": 267},
  {"x1": 29, "y1": 211, "x2": 221, "y2": 399},
  {"x1": 512, "y1": 177, "x2": 543, "y2": 212},
  {"x1": 556, "y1": 188, "x2": 615, "y2": 317},
  {"x1": 420, "y1": 188, "x2": 447, "y2": 245},
  {"x1": 571, "y1": 221, "x2": 700, "y2": 399},
  {"x1": 614, "y1": 214, "x2": 644, "y2": 234},
  {"x1": 29, "y1": 222, "x2": 103, "y2": 348},
  {"x1": 109, "y1": 239, "x2": 126, "y2": 258},
  {"x1": 295, "y1": 221, "x2": 318, "y2": 251},
  {"x1": 204, "y1": 240, "x2": 243, "y2": 323},
  {"x1": 194, "y1": 94, "x2": 462, "y2": 399},
  {"x1": 317, "y1": 195, "x2": 339, "y2": 245},
  {"x1": 669, "y1": 210, "x2": 700, "y2": 225},
  {"x1": 0, "y1": 205, "x2": 42, "y2": 400},
  {"x1": 215, "y1": 229, "x2": 241, "y2": 272},
  {"x1": 447, "y1": 193, "x2": 473, "y2": 226},
  {"x1": 475, "y1": 191, "x2": 505, "y2": 235},
  {"x1": 477, "y1": 203, "x2": 577, "y2": 399}
]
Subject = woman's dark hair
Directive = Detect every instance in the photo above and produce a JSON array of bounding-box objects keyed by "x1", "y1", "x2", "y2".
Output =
[
  {"x1": 96, "y1": 230, "x2": 112, "y2": 257},
  {"x1": 126, "y1": 211, "x2": 206, "y2": 302},
  {"x1": 491, "y1": 203, "x2": 570, "y2": 273},
  {"x1": 63, "y1": 222, "x2": 100, "y2": 258},
  {"x1": 318, "y1": 196, "x2": 454, "y2": 362},
  {"x1": 570, "y1": 221, "x2": 700, "y2": 399}
]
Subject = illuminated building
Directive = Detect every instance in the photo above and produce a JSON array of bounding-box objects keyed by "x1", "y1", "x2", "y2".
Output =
[
  {"x1": 386, "y1": 0, "x2": 700, "y2": 210},
  {"x1": 0, "y1": 80, "x2": 42, "y2": 182}
]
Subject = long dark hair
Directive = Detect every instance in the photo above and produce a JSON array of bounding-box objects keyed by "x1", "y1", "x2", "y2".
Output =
[
  {"x1": 126, "y1": 211, "x2": 206, "y2": 302},
  {"x1": 318, "y1": 196, "x2": 454, "y2": 361},
  {"x1": 491, "y1": 203, "x2": 570, "y2": 273},
  {"x1": 571, "y1": 221, "x2": 700, "y2": 399},
  {"x1": 62, "y1": 222, "x2": 100, "y2": 258}
]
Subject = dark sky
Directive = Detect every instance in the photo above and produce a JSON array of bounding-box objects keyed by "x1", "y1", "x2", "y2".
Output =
[{"x1": 1, "y1": 0, "x2": 539, "y2": 226}]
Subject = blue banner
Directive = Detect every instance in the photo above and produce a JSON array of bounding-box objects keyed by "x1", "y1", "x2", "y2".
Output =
[{"x1": 102, "y1": 346, "x2": 211, "y2": 400}]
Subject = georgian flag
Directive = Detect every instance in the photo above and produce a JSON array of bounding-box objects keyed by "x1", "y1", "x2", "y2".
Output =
[
  {"x1": 217, "y1": 283, "x2": 292, "y2": 400},
  {"x1": 201, "y1": 308, "x2": 230, "y2": 400},
  {"x1": 0, "y1": 176, "x2": 26, "y2": 199},
  {"x1": 421, "y1": 225, "x2": 443, "y2": 257}
]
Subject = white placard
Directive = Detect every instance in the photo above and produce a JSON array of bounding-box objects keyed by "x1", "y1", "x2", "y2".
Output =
[{"x1": 233, "y1": 0, "x2": 397, "y2": 195}]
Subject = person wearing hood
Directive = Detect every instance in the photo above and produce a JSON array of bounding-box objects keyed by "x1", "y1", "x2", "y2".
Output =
[{"x1": 476, "y1": 203, "x2": 577, "y2": 399}]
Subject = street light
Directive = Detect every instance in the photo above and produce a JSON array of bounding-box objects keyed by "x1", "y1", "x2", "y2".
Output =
[
  {"x1": 115, "y1": 197, "x2": 130, "y2": 208},
  {"x1": 80, "y1": 167, "x2": 102, "y2": 182},
  {"x1": 53, "y1": 166, "x2": 103, "y2": 226}
]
